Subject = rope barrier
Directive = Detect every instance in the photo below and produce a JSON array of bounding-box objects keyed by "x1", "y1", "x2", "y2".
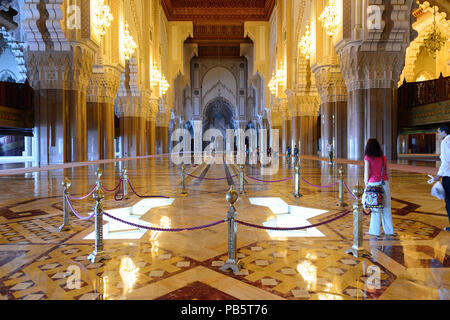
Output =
[
  {"x1": 65, "y1": 195, "x2": 95, "y2": 221},
  {"x1": 186, "y1": 173, "x2": 238, "y2": 181},
  {"x1": 344, "y1": 182, "x2": 357, "y2": 199},
  {"x1": 67, "y1": 185, "x2": 97, "y2": 201},
  {"x1": 102, "y1": 179, "x2": 123, "y2": 193},
  {"x1": 127, "y1": 180, "x2": 170, "y2": 199},
  {"x1": 301, "y1": 177, "x2": 338, "y2": 189},
  {"x1": 236, "y1": 209, "x2": 352, "y2": 231},
  {"x1": 114, "y1": 182, "x2": 125, "y2": 201},
  {"x1": 246, "y1": 175, "x2": 293, "y2": 183},
  {"x1": 102, "y1": 211, "x2": 226, "y2": 232}
]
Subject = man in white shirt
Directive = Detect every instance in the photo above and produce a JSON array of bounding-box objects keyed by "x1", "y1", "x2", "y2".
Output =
[{"x1": 433, "y1": 124, "x2": 450, "y2": 231}]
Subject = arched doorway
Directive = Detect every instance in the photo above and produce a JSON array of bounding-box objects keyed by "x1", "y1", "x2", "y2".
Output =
[{"x1": 203, "y1": 98, "x2": 236, "y2": 150}]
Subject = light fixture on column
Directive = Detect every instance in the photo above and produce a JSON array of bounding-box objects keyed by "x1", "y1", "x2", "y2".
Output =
[
  {"x1": 299, "y1": 24, "x2": 313, "y2": 60},
  {"x1": 276, "y1": 61, "x2": 286, "y2": 88},
  {"x1": 160, "y1": 75, "x2": 170, "y2": 96},
  {"x1": 121, "y1": 22, "x2": 137, "y2": 61},
  {"x1": 92, "y1": 0, "x2": 113, "y2": 38},
  {"x1": 268, "y1": 71, "x2": 277, "y2": 97},
  {"x1": 151, "y1": 63, "x2": 161, "y2": 87},
  {"x1": 151, "y1": 62, "x2": 170, "y2": 96},
  {"x1": 319, "y1": 0, "x2": 340, "y2": 37},
  {"x1": 423, "y1": 7, "x2": 447, "y2": 59},
  {"x1": 268, "y1": 62, "x2": 286, "y2": 98}
]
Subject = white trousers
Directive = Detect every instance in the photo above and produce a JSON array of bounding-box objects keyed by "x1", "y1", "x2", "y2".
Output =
[{"x1": 364, "y1": 181, "x2": 394, "y2": 236}]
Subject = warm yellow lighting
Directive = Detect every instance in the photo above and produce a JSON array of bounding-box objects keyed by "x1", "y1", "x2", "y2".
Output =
[
  {"x1": 319, "y1": 0, "x2": 340, "y2": 37},
  {"x1": 160, "y1": 75, "x2": 170, "y2": 96},
  {"x1": 276, "y1": 61, "x2": 286, "y2": 87},
  {"x1": 299, "y1": 24, "x2": 313, "y2": 60},
  {"x1": 296, "y1": 260, "x2": 317, "y2": 290},
  {"x1": 318, "y1": 282, "x2": 343, "y2": 300},
  {"x1": 416, "y1": 74, "x2": 428, "y2": 82},
  {"x1": 92, "y1": 0, "x2": 113, "y2": 38},
  {"x1": 150, "y1": 216, "x2": 172, "y2": 241},
  {"x1": 151, "y1": 64, "x2": 161, "y2": 88},
  {"x1": 268, "y1": 71, "x2": 277, "y2": 96},
  {"x1": 102, "y1": 276, "x2": 109, "y2": 300},
  {"x1": 121, "y1": 22, "x2": 137, "y2": 61},
  {"x1": 151, "y1": 63, "x2": 170, "y2": 96},
  {"x1": 268, "y1": 62, "x2": 286, "y2": 98},
  {"x1": 119, "y1": 256, "x2": 139, "y2": 295},
  {"x1": 423, "y1": 7, "x2": 447, "y2": 58}
]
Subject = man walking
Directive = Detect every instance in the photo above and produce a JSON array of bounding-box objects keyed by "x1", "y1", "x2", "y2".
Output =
[{"x1": 432, "y1": 124, "x2": 450, "y2": 231}]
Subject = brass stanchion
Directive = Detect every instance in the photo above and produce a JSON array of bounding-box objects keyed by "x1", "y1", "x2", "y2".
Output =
[
  {"x1": 181, "y1": 163, "x2": 187, "y2": 195},
  {"x1": 95, "y1": 168, "x2": 102, "y2": 191},
  {"x1": 88, "y1": 187, "x2": 111, "y2": 264},
  {"x1": 345, "y1": 185, "x2": 371, "y2": 258},
  {"x1": 121, "y1": 168, "x2": 129, "y2": 200},
  {"x1": 293, "y1": 164, "x2": 301, "y2": 198},
  {"x1": 220, "y1": 186, "x2": 243, "y2": 274},
  {"x1": 239, "y1": 165, "x2": 245, "y2": 194},
  {"x1": 59, "y1": 178, "x2": 72, "y2": 232},
  {"x1": 336, "y1": 166, "x2": 348, "y2": 207}
]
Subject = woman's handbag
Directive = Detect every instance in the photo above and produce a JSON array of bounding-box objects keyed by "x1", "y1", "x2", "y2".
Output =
[{"x1": 363, "y1": 158, "x2": 385, "y2": 209}]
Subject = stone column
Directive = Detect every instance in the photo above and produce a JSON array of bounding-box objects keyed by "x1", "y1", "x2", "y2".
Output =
[
  {"x1": 26, "y1": 45, "x2": 96, "y2": 164},
  {"x1": 162, "y1": 126, "x2": 169, "y2": 154},
  {"x1": 312, "y1": 64, "x2": 347, "y2": 159},
  {"x1": 321, "y1": 102, "x2": 333, "y2": 157},
  {"x1": 149, "y1": 117, "x2": 156, "y2": 155},
  {"x1": 86, "y1": 65, "x2": 121, "y2": 161},
  {"x1": 116, "y1": 96, "x2": 141, "y2": 158},
  {"x1": 300, "y1": 101, "x2": 320, "y2": 156},
  {"x1": 137, "y1": 113, "x2": 146, "y2": 156},
  {"x1": 339, "y1": 48, "x2": 405, "y2": 160},
  {"x1": 334, "y1": 101, "x2": 348, "y2": 158},
  {"x1": 290, "y1": 114, "x2": 300, "y2": 151},
  {"x1": 337, "y1": 0, "x2": 415, "y2": 161},
  {"x1": 154, "y1": 126, "x2": 161, "y2": 154},
  {"x1": 347, "y1": 89, "x2": 365, "y2": 160}
]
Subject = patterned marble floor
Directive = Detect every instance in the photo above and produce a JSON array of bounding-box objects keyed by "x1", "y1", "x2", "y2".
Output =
[{"x1": 0, "y1": 156, "x2": 448, "y2": 300}]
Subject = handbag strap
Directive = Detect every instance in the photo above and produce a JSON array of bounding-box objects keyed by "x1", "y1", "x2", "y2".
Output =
[{"x1": 380, "y1": 157, "x2": 385, "y2": 185}]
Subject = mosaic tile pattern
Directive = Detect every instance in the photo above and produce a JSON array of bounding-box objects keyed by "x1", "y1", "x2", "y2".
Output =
[
  {"x1": 0, "y1": 242, "x2": 200, "y2": 300},
  {"x1": 204, "y1": 241, "x2": 396, "y2": 300},
  {"x1": 377, "y1": 245, "x2": 450, "y2": 268},
  {"x1": 0, "y1": 158, "x2": 448, "y2": 300}
]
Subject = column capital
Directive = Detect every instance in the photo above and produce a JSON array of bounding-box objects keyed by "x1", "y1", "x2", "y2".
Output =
[
  {"x1": 87, "y1": 64, "x2": 122, "y2": 104},
  {"x1": 286, "y1": 90, "x2": 320, "y2": 117},
  {"x1": 311, "y1": 64, "x2": 347, "y2": 104},
  {"x1": 338, "y1": 47, "x2": 406, "y2": 91},
  {"x1": 26, "y1": 42, "x2": 97, "y2": 91}
]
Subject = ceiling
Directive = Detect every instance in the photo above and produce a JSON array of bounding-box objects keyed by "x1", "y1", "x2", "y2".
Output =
[
  {"x1": 161, "y1": 0, "x2": 275, "y2": 58},
  {"x1": 161, "y1": 0, "x2": 275, "y2": 22}
]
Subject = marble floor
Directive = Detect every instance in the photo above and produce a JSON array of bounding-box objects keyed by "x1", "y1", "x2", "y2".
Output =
[{"x1": 0, "y1": 156, "x2": 448, "y2": 300}]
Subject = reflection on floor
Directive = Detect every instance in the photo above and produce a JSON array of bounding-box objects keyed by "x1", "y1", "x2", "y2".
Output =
[{"x1": 0, "y1": 156, "x2": 449, "y2": 300}]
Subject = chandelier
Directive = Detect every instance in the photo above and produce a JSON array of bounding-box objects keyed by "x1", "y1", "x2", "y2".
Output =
[
  {"x1": 268, "y1": 62, "x2": 286, "y2": 98},
  {"x1": 298, "y1": 24, "x2": 313, "y2": 60},
  {"x1": 160, "y1": 75, "x2": 170, "y2": 96},
  {"x1": 92, "y1": 0, "x2": 113, "y2": 38},
  {"x1": 121, "y1": 22, "x2": 137, "y2": 61},
  {"x1": 319, "y1": 0, "x2": 340, "y2": 37},
  {"x1": 268, "y1": 71, "x2": 277, "y2": 96},
  {"x1": 151, "y1": 62, "x2": 170, "y2": 96},
  {"x1": 423, "y1": 7, "x2": 447, "y2": 58},
  {"x1": 151, "y1": 63, "x2": 161, "y2": 87}
]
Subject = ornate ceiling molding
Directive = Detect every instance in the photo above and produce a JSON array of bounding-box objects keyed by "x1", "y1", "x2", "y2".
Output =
[{"x1": 161, "y1": 0, "x2": 275, "y2": 22}]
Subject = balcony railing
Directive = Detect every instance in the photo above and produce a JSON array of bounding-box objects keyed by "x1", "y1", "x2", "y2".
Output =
[{"x1": 398, "y1": 74, "x2": 450, "y2": 127}]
